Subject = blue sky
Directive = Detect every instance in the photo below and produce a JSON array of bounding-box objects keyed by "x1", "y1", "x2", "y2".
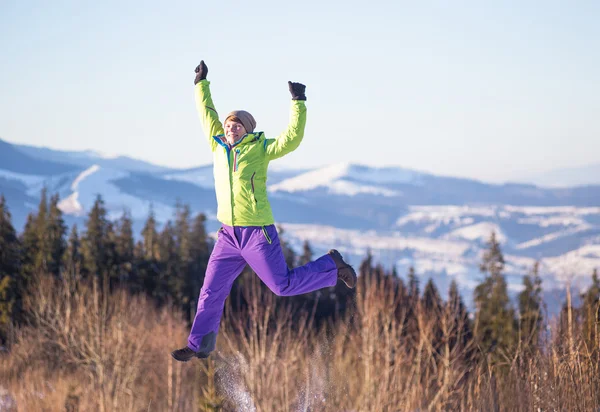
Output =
[{"x1": 1, "y1": 1, "x2": 599, "y2": 182}]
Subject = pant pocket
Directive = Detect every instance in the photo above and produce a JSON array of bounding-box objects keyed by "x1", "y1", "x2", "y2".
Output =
[{"x1": 261, "y1": 226, "x2": 273, "y2": 244}]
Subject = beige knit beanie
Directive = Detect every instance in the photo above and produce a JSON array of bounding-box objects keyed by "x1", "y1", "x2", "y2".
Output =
[{"x1": 225, "y1": 110, "x2": 256, "y2": 133}]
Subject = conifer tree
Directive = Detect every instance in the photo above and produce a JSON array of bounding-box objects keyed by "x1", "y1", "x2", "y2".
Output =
[
  {"x1": 115, "y1": 210, "x2": 135, "y2": 285},
  {"x1": 404, "y1": 266, "x2": 421, "y2": 346},
  {"x1": 422, "y1": 278, "x2": 444, "y2": 348},
  {"x1": 298, "y1": 240, "x2": 313, "y2": 267},
  {"x1": 186, "y1": 213, "x2": 210, "y2": 319},
  {"x1": 141, "y1": 206, "x2": 160, "y2": 261},
  {"x1": 19, "y1": 190, "x2": 67, "y2": 277},
  {"x1": 62, "y1": 224, "x2": 83, "y2": 279},
  {"x1": 19, "y1": 213, "x2": 37, "y2": 288},
  {"x1": 447, "y1": 280, "x2": 473, "y2": 352},
  {"x1": 276, "y1": 225, "x2": 296, "y2": 269},
  {"x1": 137, "y1": 207, "x2": 161, "y2": 297},
  {"x1": 34, "y1": 188, "x2": 50, "y2": 273},
  {"x1": 19, "y1": 189, "x2": 50, "y2": 277},
  {"x1": 158, "y1": 220, "x2": 178, "y2": 305},
  {"x1": 422, "y1": 278, "x2": 443, "y2": 314},
  {"x1": 47, "y1": 193, "x2": 67, "y2": 276},
  {"x1": 474, "y1": 231, "x2": 517, "y2": 358},
  {"x1": 82, "y1": 195, "x2": 116, "y2": 282},
  {"x1": 581, "y1": 268, "x2": 600, "y2": 351},
  {"x1": 518, "y1": 261, "x2": 543, "y2": 353},
  {"x1": 173, "y1": 203, "x2": 193, "y2": 310},
  {"x1": 408, "y1": 266, "x2": 420, "y2": 301},
  {"x1": 0, "y1": 196, "x2": 21, "y2": 343}
]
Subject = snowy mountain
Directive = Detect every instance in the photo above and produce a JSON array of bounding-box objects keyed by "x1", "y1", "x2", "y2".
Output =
[
  {"x1": 13, "y1": 141, "x2": 173, "y2": 174},
  {"x1": 1, "y1": 137, "x2": 599, "y2": 312},
  {"x1": 519, "y1": 163, "x2": 600, "y2": 188}
]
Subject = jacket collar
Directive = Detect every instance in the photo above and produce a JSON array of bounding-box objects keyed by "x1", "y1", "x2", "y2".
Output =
[{"x1": 213, "y1": 132, "x2": 263, "y2": 149}]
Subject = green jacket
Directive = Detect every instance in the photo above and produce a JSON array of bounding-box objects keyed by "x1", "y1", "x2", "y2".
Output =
[{"x1": 195, "y1": 80, "x2": 307, "y2": 226}]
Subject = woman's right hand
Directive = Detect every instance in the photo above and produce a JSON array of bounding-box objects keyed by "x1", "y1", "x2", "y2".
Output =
[{"x1": 194, "y1": 60, "x2": 208, "y2": 85}]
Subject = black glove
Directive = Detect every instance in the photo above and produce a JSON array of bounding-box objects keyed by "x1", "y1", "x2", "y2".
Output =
[
  {"x1": 288, "y1": 81, "x2": 306, "y2": 101},
  {"x1": 194, "y1": 60, "x2": 208, "y2": 85}
]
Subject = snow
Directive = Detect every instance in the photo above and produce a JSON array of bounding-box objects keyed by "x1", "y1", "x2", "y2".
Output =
[
  {"x1": 445, "y1": 222, "x2": 507, "y2": 244},
  {"x1": 82, "y1": 149, "x2": 118, "y2": 159},
  {"x1": 58, "y1": 192, "x2": 84, "y2": 216},
  {"x1": 162, "y1": 167, "x2": 215, "y2": 189},
  {"x1": 0, "y1": 169, "x2": 48, "y2": 186},
  {"x1": 342, "y1": 162, "x2": 422, "y2": 184},
  {"x1": 56, "y1": 165, "x2": 174, "y2": 221},
  {"x1": 515, "y1": 226, "x2": 592, "y2": 250},
  {"x1": 396, "y1": 205, "x2": 499, "y2": 227},
  {"x1": 280, "y1": 223, "x2": 471, "y2": 260},
  {"x1": 71, "y1": 164, "x2": 100, "y2": 190},
  {"x1": 322, "y1": 180, "x2": 400, "y2": 197},
  {"x1": 517, "y1": 216, "x2": 589, "y2": 227},
  {"x1": 269, "y1": 162, "x2": 418, "y2": 195},
  {"x1": 543, "y1": 245, "x2": 600, "y2": 285},
  {"x1": 0, "y1": 168, "x2": 82, "y2": 197},
  {"x1": 278, "y1": 219, "x2": 597, "y2": 298},
  {"x1": 504, "y1": 205, "x2": 600, "y2": 216}
]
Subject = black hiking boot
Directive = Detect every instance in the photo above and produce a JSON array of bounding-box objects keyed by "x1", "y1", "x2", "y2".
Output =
[
  {"x1": 328, "y1": 249, "x2": 357, "y2": 289},
  {"x1": 171, "y1": 346, "x2": 209, "y2": 362}
]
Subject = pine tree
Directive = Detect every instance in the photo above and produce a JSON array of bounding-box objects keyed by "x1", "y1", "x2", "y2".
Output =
[
  {"x1": 518, "y1": 261, "x2": 544, "y2": 353},
  {"x1": 115, "y1": 210, "x2": 135, "y2": 285},
  {"x1": 404, "y1": 266, "x2": 421, "y2": 346},
  {"x1": 422, "y1": 278, "x2": 444, "y2": 350},
  {"x1": 19, "y1": 189, "x2": 50, "y2": 277},
  {"x1": 137, "y1": 207, "x2": 161, "y2": 297},
  {"x1": 277, "y1": 225, "x2": 296, "y2": 269},
  {"x1": 422, "y1": 278, "x2": 443, "y2": 314},
  {"x1": 47, "y1": 193, "x2": 67, "y2": 276},
  {"x1": 581, "y1": 268, "x2": 600, "y2": 351},
  {"x1": 187, "y1": 213, "x2": 210, "y2": 321},
  {"x1": 141, "y1": 206, "x2": 160, "y2": 261},
  {"x1": 408, "y1": 266, "x2": 419, "y2": 300},
  {"x1": 34, "y1": 188, "x2": 50, "y2": 273},
  {"x1": 358, "y1": 249, "x2": 374, "y2": 288},
  {"x1": 18, "y1": 190, "x2": 67, "y2": 278},
  {"x1": 19, "y1": 213, "x2": 37, "y2": 288},
  {"x1": 62, "y1": 224, "x2": 83, "y2": 279},
  {"x1": 447, "y1": 280, "x2": 473, "y2": 352},
  {"x1": 0, "y1": 196, "x2": 21, "y2": 343},
  {"x1": 157, "y1": 220, "x2": 178, "y2": 305},
  {"x1": 297, "y1": 240, "x2": 313, "y2": 267},
  {"x1": 173, "y1": 203, "x2": 192, "y2": 310},
  {"x1": 82, "y1": 195, "x2": 116, "y2": 282},
  {"x1": 474, "y1": 231, "x2": 517, "y2": 359}
]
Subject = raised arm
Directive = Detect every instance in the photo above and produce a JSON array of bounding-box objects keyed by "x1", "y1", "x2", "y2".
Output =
[
  {"x1": 194, "y1": 61, "x2": 223, "y2": 152},
  {"x1": 265, "y1": 82, "x2": 307, "y2": 160}
]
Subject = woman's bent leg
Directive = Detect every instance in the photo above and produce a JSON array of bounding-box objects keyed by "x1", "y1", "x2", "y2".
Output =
[{"x1": 240, "y1": 225, "x2": 337, "y2": 296}]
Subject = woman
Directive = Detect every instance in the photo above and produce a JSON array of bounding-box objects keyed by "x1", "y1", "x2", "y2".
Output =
[{"x1": 171, "y1": 61, "x2": 357, "y2": 362}]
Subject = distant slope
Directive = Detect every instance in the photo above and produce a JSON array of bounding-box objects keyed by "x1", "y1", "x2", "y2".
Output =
[
  {"x1": 12, "y1": 140, "x2": 174, "y2": 173},
  {"x1": 521, "y1": 163, "x2": 600, "y2": 188},
  {"x1": 0, "y1": 138, "x2": 80, "y2": 175}
]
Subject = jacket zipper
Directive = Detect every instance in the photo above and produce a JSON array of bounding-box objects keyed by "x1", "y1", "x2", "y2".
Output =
[
  {"x1": 226, "y1": 147, "x2": 234, "y2": 224},
  {"x1": 234, "y1": 149, "x2": 240, "y2": 172},
  {"x1": 250, "y1": 172, "x2": 257, "y2": 204}
]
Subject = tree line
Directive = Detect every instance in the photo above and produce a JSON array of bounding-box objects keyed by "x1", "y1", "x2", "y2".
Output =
[{"x1": 1, "y1": 189, "x2": 599, "y2": 364}]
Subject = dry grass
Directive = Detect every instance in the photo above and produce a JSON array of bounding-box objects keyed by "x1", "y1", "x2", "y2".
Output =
[{"x1": 1, "y1": 271, "x2": 600, "y2": 411}]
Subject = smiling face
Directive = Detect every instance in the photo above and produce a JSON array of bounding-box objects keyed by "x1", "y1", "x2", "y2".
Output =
[{"x1": 224, "y1": 118, "x2": 247, "y2": 144}]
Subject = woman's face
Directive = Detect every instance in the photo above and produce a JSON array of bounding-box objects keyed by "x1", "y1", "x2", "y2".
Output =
[{"x1": 224, "y1": 120, "x2": 247, "y2": 144}]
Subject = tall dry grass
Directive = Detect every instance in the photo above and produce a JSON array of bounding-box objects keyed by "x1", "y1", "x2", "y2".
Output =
[{"x1": 1, "y1": 271, "x2": 600, "y2": 411}]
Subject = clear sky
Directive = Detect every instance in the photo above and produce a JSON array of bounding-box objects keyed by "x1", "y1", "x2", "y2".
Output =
[{"x1": 1, "y1": 1, "x2": 599, "y2": 183}]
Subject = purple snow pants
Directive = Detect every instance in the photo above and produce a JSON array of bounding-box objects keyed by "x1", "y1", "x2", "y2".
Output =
[{"x1": 187, "y1": 224, "x2": 338, "y2": 353}]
